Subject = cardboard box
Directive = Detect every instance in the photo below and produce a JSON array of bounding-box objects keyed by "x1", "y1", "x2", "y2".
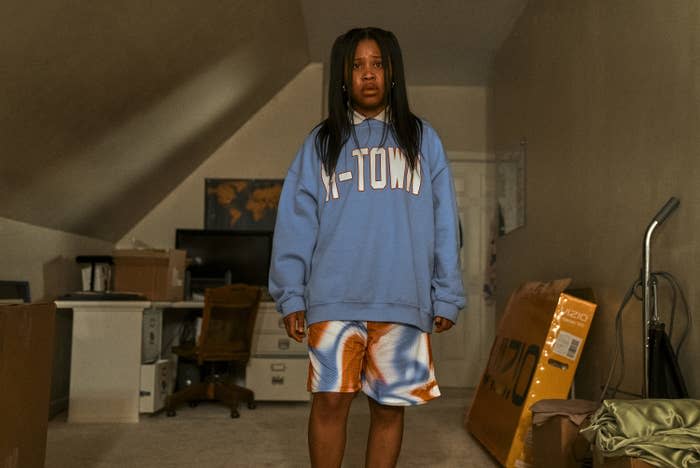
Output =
[
  {"x1": 113, "y1": 249, "x2": 186, "y2": 301},
  {"x1": 465, "y1": 279, "x2": 597, "y2": 468},
  {"x1": 532, "y1": 413, "x2": 592, "y2": 468},
  {"x1": 0, "y1": 303, "x2": 56, "y2": 468}
]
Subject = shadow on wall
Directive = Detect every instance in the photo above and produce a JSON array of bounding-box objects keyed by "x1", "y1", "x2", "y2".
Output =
[
  {"x1": 44, "y1": 256, "x2": 80, "y2": 418},
  {"x1": 49, "y1": 308, "x2": 72, "y2": 419},
  {"x1": 42, "y1": 256, "x2": 82, "y2": 302}
]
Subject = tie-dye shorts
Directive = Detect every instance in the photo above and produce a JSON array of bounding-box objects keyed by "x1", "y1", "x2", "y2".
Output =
[{"x1": 306, "y1": 320, "x2": 440, "y2": 406}]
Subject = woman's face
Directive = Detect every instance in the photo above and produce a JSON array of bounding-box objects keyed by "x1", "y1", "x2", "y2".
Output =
[{"x1": 349, "y1": 39, "x2": 387, "y2": 117}]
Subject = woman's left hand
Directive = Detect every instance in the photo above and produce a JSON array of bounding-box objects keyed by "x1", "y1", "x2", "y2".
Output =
[{"x1": 433, "y1": 316, "x2": 454, "y2": 333}]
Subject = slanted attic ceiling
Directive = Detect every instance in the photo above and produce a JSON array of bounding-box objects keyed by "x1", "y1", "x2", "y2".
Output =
[
  {"x1": 0, "y1": 0, "x2": 527, "y2": 242},
  {"x1": 0, "y1": 0, "x2": 309, "y2": 242},
  {"x1": 301, "y1": 0, "x2": 528, "y2": 85}
]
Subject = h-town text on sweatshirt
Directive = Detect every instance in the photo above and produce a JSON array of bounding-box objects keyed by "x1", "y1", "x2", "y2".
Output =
[{"x1": 321, "y1": 146, "x2": 422, "y2": 201}]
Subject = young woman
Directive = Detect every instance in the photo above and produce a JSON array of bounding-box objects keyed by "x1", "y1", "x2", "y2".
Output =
[{"x1": 269, "y1": 27, "x2": 465, "y2": 468}]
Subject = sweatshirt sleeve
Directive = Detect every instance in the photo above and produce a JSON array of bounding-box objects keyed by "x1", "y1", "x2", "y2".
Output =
[
  {"x1": 268, "y1": 143, "x2": 319, "y2": 317},
  {"x1": 429, "y1": 131, "x2": 466, "y2": 323}
]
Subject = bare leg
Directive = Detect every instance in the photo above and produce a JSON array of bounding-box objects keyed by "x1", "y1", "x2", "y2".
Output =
[
  {"x1": 308, "y1": 392, "x2": 356, "y2": 468},
  {"x1": 365, "y1": 397, "x2": 405, "y2": 468}
]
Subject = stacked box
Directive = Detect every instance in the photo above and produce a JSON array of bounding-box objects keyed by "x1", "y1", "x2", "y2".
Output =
[
  {"x1": 532, "y1": 413, "x2": 592, "y2": 468},
  {"x1": 113, "y1": 249, "x2": 186, "y2": 301}
]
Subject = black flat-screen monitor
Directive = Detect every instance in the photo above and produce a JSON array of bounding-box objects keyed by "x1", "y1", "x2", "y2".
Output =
[
  {"x1": 0, "y1": 280, "x2": 30, "y2": 303},
  {"x1": 175, "y1": 229, "x2": 273, "y2": 287}
]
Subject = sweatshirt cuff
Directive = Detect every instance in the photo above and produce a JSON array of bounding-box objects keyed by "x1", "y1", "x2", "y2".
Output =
[
  {"x1": 433, "y1": 301, "x2": 459, "y2": 324},
  {"x1": 278, "y1": 295, "x2": 306, "y2": 317}
]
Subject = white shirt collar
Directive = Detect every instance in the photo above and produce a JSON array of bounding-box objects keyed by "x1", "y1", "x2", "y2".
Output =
[{"x1": 352, "y1": 107, "x2": 389, "y2": 125}]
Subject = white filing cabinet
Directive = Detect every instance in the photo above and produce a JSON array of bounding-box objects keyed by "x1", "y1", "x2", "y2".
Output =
[
  {"x1": 140, "y1": 359, "x2": 173, "y2": 413},
  {"x1": 246, "y1": 301, "x2": 310, "y2": 401}
]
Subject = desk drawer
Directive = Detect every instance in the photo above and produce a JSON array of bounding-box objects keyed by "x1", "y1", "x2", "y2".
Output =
[
  {"x1": 140, "y1": 359, "x2": 173, "y2": 413},
  {"x1": 253, "y1": 333, "x2": 307, "y2": 356},
  {"x1": 255, "y1": 306, "x2": 286, "y2": 333},
  {"x1": 246, "y1": 357, "x2": 310, "y2": 401}
]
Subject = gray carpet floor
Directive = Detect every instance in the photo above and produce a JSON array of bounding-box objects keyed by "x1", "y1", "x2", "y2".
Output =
[{"x1": 46, "y1": 387, "x2": 499, "y2": 467}]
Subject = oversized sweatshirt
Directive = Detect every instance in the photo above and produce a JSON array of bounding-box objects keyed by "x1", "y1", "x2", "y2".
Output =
[{"x1": 269, "y1": 115, "x2": 466, "y2": 333}]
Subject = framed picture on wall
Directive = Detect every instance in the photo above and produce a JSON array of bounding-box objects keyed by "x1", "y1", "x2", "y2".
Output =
[
  {"x1": 205, "y1": 178, "x2": 284, "y2": 231},
  {"x1": 496, "y1": 139, "x2": 527, "y2": 236}
]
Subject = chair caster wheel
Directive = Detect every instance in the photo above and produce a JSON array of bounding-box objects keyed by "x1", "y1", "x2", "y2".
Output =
[
  {"x1": 188, "y1": 401, "x2": 198, "y2": 408},
  {"x1": 231, "y1": 409, "x2": 240, "y2": 418},
  {"x1": 166, "y1": 409, "x2": 176, "y2": 417},
  {"x1": 247, "y1": 401, "x2": 256, "y2": 410}
]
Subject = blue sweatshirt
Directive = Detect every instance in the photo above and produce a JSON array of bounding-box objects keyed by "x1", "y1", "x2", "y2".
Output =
[{"x1": 269, "y1": 115, "x2": 465, "y2": 333}]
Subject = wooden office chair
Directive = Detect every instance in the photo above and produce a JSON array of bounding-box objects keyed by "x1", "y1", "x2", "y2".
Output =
[{"x1": 165, "y1": 283, "x2": 261, "y2": 418}]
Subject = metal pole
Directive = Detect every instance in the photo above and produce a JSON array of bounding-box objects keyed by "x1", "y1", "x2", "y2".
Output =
[
  {"x1": 641, "y1": 197, "x2": 680, "y2": 398},
  {"x1": 642, "y1": 221, "x2": 657, "y2": 398}
]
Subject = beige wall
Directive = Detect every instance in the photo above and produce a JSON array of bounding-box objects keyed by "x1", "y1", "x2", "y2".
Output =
[
  {"x1": 0, "y1": 217, "x2": 113, "y2": 301},
  {"x1": 492, "y1": 0, "x2": 699, "y2": 399},
  {"x1": 0, "y1": 216, "x2": 114, "y2": 414},
  {"x1": 118, "y1": 63, "x2": 325, "y2": 248},
  {"x1": 409, "y1": 86, "x2": 488, "y2": 153}
]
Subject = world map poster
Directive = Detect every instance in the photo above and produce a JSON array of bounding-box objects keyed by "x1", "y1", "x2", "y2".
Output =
[{"x1": 205, "y1": 178, "x2": 284, "y2": 231}]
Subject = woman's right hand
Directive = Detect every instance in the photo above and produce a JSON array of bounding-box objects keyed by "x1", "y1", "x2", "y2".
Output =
[{"x1": 283, "y1": 310, "x2": 306, "y2": 343}]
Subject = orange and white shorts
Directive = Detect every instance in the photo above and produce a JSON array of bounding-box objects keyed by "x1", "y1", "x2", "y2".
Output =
[{"x1": 306, "y1": 320, "x2": 440, "y2": 406}]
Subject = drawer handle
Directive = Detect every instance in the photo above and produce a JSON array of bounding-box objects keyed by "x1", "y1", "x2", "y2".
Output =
[
  {"x1": 270, "y1": 363, "x2": 286, "y2": 372},
  {"x1": 278, "y1": 338, "x2": 290, "y2": 350},
  {"x1": 271, "y1": 376, "x2": 285, "y2": 385}
]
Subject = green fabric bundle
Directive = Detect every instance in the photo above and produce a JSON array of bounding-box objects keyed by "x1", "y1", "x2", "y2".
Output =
[{"x1": 581, "y1": 399, "x2": 700, "y2": 467}]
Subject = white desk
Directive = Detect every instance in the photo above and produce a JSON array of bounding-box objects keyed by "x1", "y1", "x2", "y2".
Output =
[{"x1": 55, "y1": 300, "x2": 203, "y2": 423}]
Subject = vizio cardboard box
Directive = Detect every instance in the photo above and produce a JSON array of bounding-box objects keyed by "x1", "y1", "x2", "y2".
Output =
[{"x1": 465, "y1": 279, "x2": 596, "y2": 468}]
